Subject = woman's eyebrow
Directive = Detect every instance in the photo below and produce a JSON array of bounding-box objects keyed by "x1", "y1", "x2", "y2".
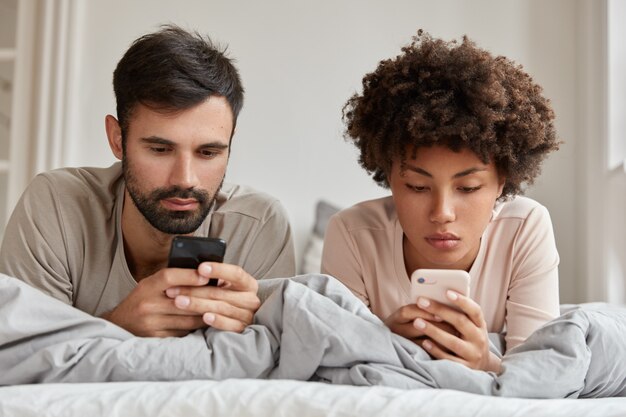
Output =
[
  {"x1": 404, "y1": 164, "x2": 487, "y2": 178},
  {"x1": 452, "y1": 167, "x2": 487, "y2": 178},
  {"x1": 405, "y1": 165, "x2": 433, "y2": 177}
]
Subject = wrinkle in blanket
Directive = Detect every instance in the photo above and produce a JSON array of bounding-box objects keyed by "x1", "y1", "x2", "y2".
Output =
[{"x1": 0, "y1": 273, "x2": 625, "y2": 398}]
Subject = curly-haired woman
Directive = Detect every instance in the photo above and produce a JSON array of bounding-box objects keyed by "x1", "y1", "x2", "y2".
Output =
[{"x1": 321, "y1": 31, "x2": 562, "y2": 373}]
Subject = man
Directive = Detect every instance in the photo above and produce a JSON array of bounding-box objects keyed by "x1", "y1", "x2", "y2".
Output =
[{"x1": 0, "y1": 25, "x2": 296, "y2": 337}]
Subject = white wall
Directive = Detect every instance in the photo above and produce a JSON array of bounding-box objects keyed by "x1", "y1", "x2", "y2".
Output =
[
  {"x1": 62, "y1": 0, "x2": 584, "y2": 300},
  {"x1": 606, "y1": 0, "x2": 626, "y2": 303}
]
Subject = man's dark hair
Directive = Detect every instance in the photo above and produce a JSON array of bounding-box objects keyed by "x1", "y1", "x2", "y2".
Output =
[
  {"x1": 113, "y1": 24, "x2": 244, "y2": 142},
  {"x1": 343, "y1": 30, "x2": 561, "y2": 199}
]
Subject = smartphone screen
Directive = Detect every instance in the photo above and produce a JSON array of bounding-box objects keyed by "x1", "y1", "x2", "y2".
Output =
[{"x1": 167, "y1": 236, "x2": 226, "y2": 286}]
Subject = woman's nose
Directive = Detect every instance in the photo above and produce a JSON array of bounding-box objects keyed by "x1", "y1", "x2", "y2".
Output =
[{"x1": 429, "y1": 192, "x2": 455, "y2": 224}]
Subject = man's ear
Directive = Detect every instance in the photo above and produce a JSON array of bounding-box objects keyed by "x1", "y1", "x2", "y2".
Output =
[{"x1": 105, "y1": 115, "x2": 123, "y2": 160}]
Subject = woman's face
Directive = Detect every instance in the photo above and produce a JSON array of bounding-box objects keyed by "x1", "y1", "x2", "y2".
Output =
[{"x1": 388, "y1": 145, "x2": 504, "y2": 272}]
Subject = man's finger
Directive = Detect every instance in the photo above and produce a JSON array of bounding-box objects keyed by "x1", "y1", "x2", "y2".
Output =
[
  {"x1": 169, "y1": 285, "x2": 261, "y2": 310},
  {"x1": 175, "y1": 295, "x2": 255, "y2": 325},
  {"x1": 202, "y1": 312, "x2": 247, "y2": 333},
  {"x1": 198, "y1": 262, "x2": 251, "y2": 289},
  {"x1": 198, "y1": 262, "x2": 257, "y2": 292},
  {"x1": 149, "y1": 268, "x2": 210, "y2": 292}
]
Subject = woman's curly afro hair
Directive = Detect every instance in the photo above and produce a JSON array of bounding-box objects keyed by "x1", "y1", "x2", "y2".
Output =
[{"x1": 343, "y1": 30, "x2": 561, "y2": 199}]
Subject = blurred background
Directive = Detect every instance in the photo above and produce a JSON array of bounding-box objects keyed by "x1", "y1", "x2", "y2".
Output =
[{"x1": 0, "y1": 0, "x2": 624, "y2": 304}]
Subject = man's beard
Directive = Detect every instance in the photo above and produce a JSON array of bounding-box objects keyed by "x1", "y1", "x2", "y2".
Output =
[{"x1": 123, "y1": 158, "x2": 222, "y2": 235}]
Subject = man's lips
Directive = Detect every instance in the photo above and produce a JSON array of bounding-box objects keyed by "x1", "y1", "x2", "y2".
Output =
[
  {"x1": 425, "y1": 233, "x2": 460, "y2": 250},
  {"x1": 161, "y1": 198, "x2": 199, "y2": 211}
]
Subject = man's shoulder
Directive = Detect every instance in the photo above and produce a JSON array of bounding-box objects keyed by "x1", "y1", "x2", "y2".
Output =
[
  {"x1": 214, "y1": 183, "x2": 285, "y2": 221},
  {"x1": 22, "y1": 164, "x2": 123, "y2": 224},
  {"x1": 33, "y1": 163, "x2": 122, "y2": 200},
  {"x1": 333, "y1": 196, "x2": 395, "y2": 232}
]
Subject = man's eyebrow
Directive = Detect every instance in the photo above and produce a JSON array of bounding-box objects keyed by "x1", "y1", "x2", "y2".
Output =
[
  {"x1": 198, "y1": 142, "x2": 229, "y2": 150},
  {"x1": 141, "y1": 136, "x2": 174, "y2": 145},
  {"x1": 140, "y1": 136, "x2": 229, "y2": 149},
  {"x1": 404, "y1": 164, "x2": 487, "y2": 178}
]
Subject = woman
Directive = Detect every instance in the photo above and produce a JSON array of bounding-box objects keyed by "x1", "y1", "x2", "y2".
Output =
[{"x1": 321, "y1": 31, "x2": 561, "y2": 373}]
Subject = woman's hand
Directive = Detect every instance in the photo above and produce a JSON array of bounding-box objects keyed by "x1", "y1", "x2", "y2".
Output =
[
  {"x1": 384, "y1": 304, "x2": 459, "y2": 341},
  {"x1": 412, "y1": 291, "x2": 502, "y2": 373}
]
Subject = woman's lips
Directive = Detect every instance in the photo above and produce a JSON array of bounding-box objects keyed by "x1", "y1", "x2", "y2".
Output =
[
  {"x1": 425, "y1": 233, "x2": 460, "y2": 250},
  {"x1": 161, "y1": 198, "x2": 199, "y2": 211}
]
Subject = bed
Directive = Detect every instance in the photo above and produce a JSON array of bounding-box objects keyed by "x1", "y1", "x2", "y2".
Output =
[
  {"x1": 2, "y1": 379, "x2": 626, "y2": 417},
  {"x1": 2, "y1": 272, "x2": 626, "y2": 417},
  {"x1": 2, "y1": 203, "x2": 626, "y2": 416}
]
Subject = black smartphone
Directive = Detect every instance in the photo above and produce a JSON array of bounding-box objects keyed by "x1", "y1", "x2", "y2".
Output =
[{"x1": 167, "y1": 236, "x2": 227, "y2": 286}]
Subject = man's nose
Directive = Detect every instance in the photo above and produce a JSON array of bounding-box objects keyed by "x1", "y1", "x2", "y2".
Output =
[{"x1": 169, "y1": 154, "x2": 198, "y2": 189}]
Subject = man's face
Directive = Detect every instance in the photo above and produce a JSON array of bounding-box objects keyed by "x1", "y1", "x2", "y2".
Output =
[
  {"x1": 121, "y1": 96, "x2": 233, "y2": 235},
  {"x1": 388, "y1": 145, "x2": 504, "y2": 271}
]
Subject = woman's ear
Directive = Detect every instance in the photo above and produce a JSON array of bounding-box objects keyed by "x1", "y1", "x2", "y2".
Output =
[
  {"x1": 497, "y1": 177, "x2": 506, "y2": 198},
  {"x1": 105, "y1": 115, "x2": 124, "y2": 160}
]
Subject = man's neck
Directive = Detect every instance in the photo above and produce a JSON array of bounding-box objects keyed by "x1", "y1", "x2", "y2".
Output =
[{"x1": 121, "y1": 191, "x2": 173, "y2": 281}]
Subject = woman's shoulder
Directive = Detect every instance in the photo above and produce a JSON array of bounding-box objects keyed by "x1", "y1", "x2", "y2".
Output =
[
  {"x1": 333, "y1": 196, "x2": 396, "y2": 232},
  {"x1": 492, "y1": 195, "x2": 550, "y2": 222}
]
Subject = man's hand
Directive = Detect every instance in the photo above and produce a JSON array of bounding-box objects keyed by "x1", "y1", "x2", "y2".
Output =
[
  {"x1": 102, "y1": 262, "x2": 260, "y2": 337},
  {"x1": 164, "y1": 262, "x2": 261, "y2": 333},
  {"x1": 101, "y1": 266, "x2": 211, "y2": 337}
]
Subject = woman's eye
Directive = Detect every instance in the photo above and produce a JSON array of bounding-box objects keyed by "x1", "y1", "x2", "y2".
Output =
[
  {"x1": 406, "y1": 184, "x2": 428, "y2": 192},
  {"x1": 459, "y1": 186, "x2": 482, "y2": 193}
]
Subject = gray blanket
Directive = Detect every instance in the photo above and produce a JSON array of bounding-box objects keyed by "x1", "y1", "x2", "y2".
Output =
[{"x1": 1, "y1": 273, "x2": 625, "y2": 398}]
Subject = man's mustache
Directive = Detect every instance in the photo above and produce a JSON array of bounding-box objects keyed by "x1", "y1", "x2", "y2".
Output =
[{"x1": 151, "y1": 187, "x2": 209, "y2": 204}]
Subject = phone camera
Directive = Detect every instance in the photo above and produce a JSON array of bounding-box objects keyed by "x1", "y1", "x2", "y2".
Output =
[
  {"x1": 176, "y1": 242, "x2": 184, "y2": 248},
  {"x1": 417, "y1": 277, "x2": 425, "y2": 284}
]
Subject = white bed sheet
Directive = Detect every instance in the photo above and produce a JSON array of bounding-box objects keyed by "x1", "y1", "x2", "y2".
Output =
[{"x1": 1, "y1": 379, "x2": 625, "y2": 417}]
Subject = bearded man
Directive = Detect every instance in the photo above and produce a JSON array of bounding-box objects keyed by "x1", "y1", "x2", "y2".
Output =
[{"x1": 0, "y1": 25, "x2": 295, "y2": 337}]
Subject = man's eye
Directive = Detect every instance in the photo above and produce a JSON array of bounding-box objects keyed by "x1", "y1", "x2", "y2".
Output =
[
  {"x1": 150, "y1": 146, "x2": 169, "y2": 153},
  {"x1": 200, "y1": 149, "x2": 218, "y2": 158}
]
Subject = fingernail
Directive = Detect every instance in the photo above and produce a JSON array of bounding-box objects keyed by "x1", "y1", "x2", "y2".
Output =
[
  {"x1": 199, "y1": 263, "x2": 212, "y2": 276},
  {"x1": 175, "y1": 295, "x2": 190, "y2": 308},
  {"x1": 414, "y1": 318, "x2": 426, "y2": 329},
  {"x1": 418, "y1": 297, "x2": 430, "y2": 308},
  {"x1": 203, "y1": 313, "x2": 215, "y2": 325},
  {"x1": 423, "y1": 340, "x2": 433, "y2": 350},
  {"x1": 166, "y1": 287, "x2": 179, "y2": 298},
  {"x1": 447, "y1": 290, "x2": 458, "y2": 301}
]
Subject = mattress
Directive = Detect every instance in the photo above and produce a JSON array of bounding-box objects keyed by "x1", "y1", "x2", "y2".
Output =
[{"x1": 2, "y1": 379, "x2": 626, "y2": 417}]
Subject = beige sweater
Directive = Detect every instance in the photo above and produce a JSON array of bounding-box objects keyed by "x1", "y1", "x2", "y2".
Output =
[
  {"x1": 322, "y1": 195, "x2": 560, "y2": 351},
  {"x1": 0, "y1": 163, "x2": 296, "y2": 316}
]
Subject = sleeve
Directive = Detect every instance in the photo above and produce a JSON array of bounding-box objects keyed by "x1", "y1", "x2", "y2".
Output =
[
  {"x1": 504, "y1": 204, "x2": 561, "y2": 350},
  {"x1": 241, "y1": 200, "x2": 296, "y2": 279},
  {"x1": 321, "y1": 213, "x2": 370, "y2": 307},
  {"x1": 0, "y1": 175, "x2": 73, "y2": 304}
]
